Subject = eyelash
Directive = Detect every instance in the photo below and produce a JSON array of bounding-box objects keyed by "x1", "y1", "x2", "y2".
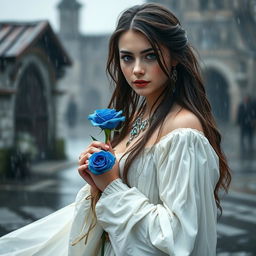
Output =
[
  {"x1": 120, "y1": 55, "x2": 133, "y2": 62},
  {"x1": 146, "y1": 53, "x2": 157, "y2": 60},
  {"x1": 120, "y1": 53, "x2": 157, "y2": 62}
]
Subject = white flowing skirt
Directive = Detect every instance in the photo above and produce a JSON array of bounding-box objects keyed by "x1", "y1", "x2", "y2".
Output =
[
  {"x1": 0, "y1": 185, "x2": 115, "y2": 256},
  {"x1": 0, "y1": 203, "x2": 74, "y2": 256}
]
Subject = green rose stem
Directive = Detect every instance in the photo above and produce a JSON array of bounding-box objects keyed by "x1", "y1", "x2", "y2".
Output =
[
  {"x1": 101, "y1": 128, "x2": 111, "y2": 256},
  {"x1": 89, "y1": 129, "x2": 112, "y2": 255},
  {"x1": 87, "y1": 109, "x2": 125, "y2": 255},
  {"x1": 104, "y1": 128, "x2": 111, "y2": 143}
]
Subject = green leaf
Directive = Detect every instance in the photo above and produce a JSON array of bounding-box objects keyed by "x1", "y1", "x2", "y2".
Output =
[{"x1": 90, "y1": 135, "x2": 98, "y2": 141}]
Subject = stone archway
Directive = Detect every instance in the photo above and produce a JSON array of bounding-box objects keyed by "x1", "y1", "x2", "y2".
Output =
[
  {"x1": 203, "y1": 68, "x2": 230, "y2": 122},
  {"x1": 14, "y1": 63, "x2": 48, "y2": 160}
]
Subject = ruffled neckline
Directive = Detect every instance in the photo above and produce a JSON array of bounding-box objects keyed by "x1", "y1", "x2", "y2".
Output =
[{"x1": 115, "y1": 128, "x2": 206, "y2": 158}]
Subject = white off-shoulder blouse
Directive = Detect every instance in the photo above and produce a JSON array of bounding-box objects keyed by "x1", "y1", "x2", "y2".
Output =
[
  {"x1": 96, "y1": 128, "x2": 220, "y2": 256},
  {"x1": 0, "y1": 128, "x2": 220, "y2": 256}
]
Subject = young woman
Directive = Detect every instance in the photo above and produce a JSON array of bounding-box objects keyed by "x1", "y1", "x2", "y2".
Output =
[
  {"x1": 0, "y1": 3, "x2": 231, "y2": 256},
  {"x1": 77, "y1": 3, "x2": 231, "y2": 256}
]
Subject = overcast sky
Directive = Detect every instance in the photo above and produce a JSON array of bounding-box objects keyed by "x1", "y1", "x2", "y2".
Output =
[{"x1": 0, "y1": 0, "x2": 145, "y2": 34}]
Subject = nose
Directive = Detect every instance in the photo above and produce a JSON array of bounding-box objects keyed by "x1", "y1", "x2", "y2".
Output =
[{"x1": 133, "y1": 59, "x2": 145, "y2": 76}]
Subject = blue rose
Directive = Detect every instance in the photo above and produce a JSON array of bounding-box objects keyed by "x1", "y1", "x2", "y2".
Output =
[
  {"x1": 88, "y1": 109, "x2": 125, "y2": 130},
  {"x1": 88, "y1": 151, "x2": 116, "y2": 175}
]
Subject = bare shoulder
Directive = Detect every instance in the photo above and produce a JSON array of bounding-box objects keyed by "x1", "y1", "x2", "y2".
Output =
[{"x1": 161, "y1": 106, "x2": 203, "y2": 136}]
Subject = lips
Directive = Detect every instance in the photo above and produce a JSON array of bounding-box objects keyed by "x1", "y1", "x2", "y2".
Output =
[{"x1": 133, "y1": 80, "x2": 150, "y2": 88}]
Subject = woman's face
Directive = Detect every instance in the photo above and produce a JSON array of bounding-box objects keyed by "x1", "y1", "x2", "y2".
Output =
[{"x1": 118, "y1": 30, "x2": 172, "y2": 101}]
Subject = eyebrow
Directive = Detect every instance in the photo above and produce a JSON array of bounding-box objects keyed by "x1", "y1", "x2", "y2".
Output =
[{"x1": 119, "y1": 48, "x2": 154, "y2": 54}]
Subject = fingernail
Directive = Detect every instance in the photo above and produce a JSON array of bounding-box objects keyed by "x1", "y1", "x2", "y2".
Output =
[{"x1": 105, "y1": 145, "x2": 109, "y2": 149}]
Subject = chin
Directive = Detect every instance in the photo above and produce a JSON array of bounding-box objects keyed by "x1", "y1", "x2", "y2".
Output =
[{"x1": 133, "y1": 90, "x2": 149, "y2": 97}]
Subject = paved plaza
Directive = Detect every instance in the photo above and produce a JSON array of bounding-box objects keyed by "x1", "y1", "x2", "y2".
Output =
[{"x1": 0, "y1": 124, "x2": 255, "y2": 255}]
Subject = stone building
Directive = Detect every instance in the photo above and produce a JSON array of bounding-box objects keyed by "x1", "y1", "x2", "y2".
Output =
[
  {"x1": 57, "y1": 0, "x2": 256, "y2": 125},
  {"x1": 57, "y1": 0, "x2": 111, "y2": 134},
  {"x1": 150, "y1": 0, "x2": 256, "y2": 122},
  {"x1": 0, "y1": 21, "x2": 71, "y2": 175}
]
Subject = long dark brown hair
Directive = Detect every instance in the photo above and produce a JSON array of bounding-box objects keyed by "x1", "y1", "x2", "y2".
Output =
[{"x1": 107, "y1": 3, "x2": 231, "y2": 213}]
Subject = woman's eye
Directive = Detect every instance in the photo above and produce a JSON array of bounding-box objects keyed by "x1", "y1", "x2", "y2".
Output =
[
  {"x1": 121, "y1": 55, "x2": 133, "y2": 62},
  {"x1": 146, "y1": 53, "x2": 157, "y2": 60}
]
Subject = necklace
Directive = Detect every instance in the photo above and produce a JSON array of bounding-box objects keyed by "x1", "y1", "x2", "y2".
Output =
[{"x1": 126, "y1": 115, "x2": 150, "y2": 147}]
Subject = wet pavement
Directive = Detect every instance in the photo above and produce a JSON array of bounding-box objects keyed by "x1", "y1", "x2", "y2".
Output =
[
  {"x1": 0, "y1": 123, "x2": 255, "y2": 255},
  {"x1": 0, "y1": 126, "x2": 90, "y2": 238},
  {"x1": 215, "y1": 124, "x2": 256, "y2": 255}
]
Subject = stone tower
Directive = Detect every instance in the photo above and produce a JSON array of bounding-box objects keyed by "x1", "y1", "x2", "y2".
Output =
[
  {"x1": 57, "y1": 0, "x2": 110, "y2": 136},
  {"x1": 58, "y1": 0, "x2": 82, "y2": 38},
  {"x1": 57, "y1": 0, "x2": 83, "y2": 135}
]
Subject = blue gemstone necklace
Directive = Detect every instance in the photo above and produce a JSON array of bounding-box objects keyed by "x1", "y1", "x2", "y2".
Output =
[{"x1": 126, "y1": 115, "x2": 150, "y2": 147}]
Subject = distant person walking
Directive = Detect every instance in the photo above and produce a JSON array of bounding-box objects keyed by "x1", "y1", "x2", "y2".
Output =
[{"x1": 237, "y1": 95, "x2": 255, "y2": 157}]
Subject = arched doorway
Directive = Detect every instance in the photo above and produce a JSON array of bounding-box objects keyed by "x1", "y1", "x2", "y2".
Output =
[
  {"x1": 203, "y1": 69, "x2": 230, "y2": 122},
  {"x1": 14, "y1": 64, "x2": 48, "y2": 160}
]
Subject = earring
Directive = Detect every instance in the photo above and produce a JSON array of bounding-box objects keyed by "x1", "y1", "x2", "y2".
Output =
[
  {"x1": 171, "y1": 66, "x2": 177, "y2": 83},
  {"x1": 170, "y1": 66, "x2": 177, "y2": 93}
]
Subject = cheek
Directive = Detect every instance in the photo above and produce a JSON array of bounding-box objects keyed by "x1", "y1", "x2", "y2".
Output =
[
  {"x1": 120, "y1": 65, "x2": 131, "y2": 80},
  {"x1": 152, "y1": 65, "x2": 163, "y2": 75},
  {"x1": 151, "y1": 65, "x2": 168, "y2": 80}
]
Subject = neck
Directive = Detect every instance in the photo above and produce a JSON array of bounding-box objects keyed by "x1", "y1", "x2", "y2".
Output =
[
  {"x1": 143, "y1": 86, "x2": 167, "y2": 118},
  {"x1": 143, "y1": 96, "x2": 161, "y2": 119}
]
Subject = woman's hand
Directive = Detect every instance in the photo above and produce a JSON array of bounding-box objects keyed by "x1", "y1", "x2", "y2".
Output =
[{"x1": 78, "y1": 141, "x2": 120, "y2": 192}]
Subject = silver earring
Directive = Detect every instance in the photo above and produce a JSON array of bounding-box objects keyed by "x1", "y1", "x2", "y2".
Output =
[
  {"x1": 170, "y1": 66, "x2": 177, "y2": 93},
  {"x1": 171, "y1": 66, "x2": 177, "y2": 83}
]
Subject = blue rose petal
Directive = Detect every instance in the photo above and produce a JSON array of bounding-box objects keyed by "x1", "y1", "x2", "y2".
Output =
[
  {"x1": 88, "y1": 151, "x2": 116, "y2": 175},
  {"x1": 88, "y1": 108, "x2": 125, "y2": 130}
]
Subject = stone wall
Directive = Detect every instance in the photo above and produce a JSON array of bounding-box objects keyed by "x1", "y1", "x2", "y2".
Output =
[
  {"x1": 0, "y1": 97, "x2": 13, "y2": 149},
  {"x1": 57, "y1": 32, "x2": 113, "y2": 134},
  {"x1": 0, "y1": 62, "x2": 17, "y2": 149},
  {"x1": 0, "y1": 51, "x2": 57, "y2": 154}
]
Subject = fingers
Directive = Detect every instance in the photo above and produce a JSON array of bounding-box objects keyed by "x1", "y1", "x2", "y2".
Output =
[
  {"x1": 107, "y1": 141, "x2": 115, "y2": 154},
  {"x1": 78, "y1": 141, "x2": 110, "y2": 165},
  {"x1": 78, "y1": 160, "x2": 89, "y2": 172},
  {"x1": 88, "y1": 141, "x2": 109, "y2": 151},
  {"x1": 79, "y1": 153, "x2": 91, "y2": 165},
  {"x1": 78, "y1": 164, "x2": 96, "y2": 187}
]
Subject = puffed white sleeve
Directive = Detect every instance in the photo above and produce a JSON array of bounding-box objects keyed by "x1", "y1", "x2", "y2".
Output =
[{"x1": 95, "y1": 130, "x2": 220, "y2": 256}]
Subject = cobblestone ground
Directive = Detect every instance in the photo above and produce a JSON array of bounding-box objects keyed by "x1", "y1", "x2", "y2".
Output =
[{"x1": 0, "y1": 123, "x2": 255, "y2": 255}]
